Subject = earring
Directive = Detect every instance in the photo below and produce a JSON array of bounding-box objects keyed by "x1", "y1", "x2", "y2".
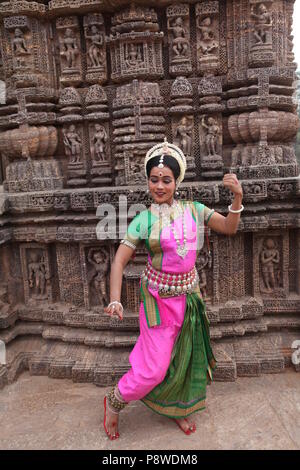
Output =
[{"x1": 175, "y1": 190, "x2": 180, "y2": 196}]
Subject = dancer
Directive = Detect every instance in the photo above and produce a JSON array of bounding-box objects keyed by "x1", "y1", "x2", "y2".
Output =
[{"x1": 103, "y1": 139, "x2": 243, "y2": 439}]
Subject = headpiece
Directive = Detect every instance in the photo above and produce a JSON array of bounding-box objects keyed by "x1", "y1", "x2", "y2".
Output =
[{"x1": 144, "y1": 137, "x2": 187, "y2": 187}]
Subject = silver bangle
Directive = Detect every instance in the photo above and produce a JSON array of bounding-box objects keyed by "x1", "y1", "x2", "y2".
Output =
[
  {"x1": 228, "y1": 203, "x2": 244, "y2": 214},
  {"x1": 108, "y1": 301, "x2": 123, "y2": 312}
]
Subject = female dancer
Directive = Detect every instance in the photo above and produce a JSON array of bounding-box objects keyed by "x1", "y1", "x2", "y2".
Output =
[{"x1": 103, "y1": 139, "x2": 243, "y2": 439}]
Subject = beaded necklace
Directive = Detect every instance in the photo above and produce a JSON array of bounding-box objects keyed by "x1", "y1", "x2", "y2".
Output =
[{"x1": 151, "y1": 200, "x2": 188, "y2": 259}]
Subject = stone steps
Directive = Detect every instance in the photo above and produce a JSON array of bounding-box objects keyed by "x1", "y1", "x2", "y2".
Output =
[
  {"x1": 1, "y1": 314, "x2": 299, "y2": 346},
  {"x1": 0, "y1": 331, "x2": 298, "y2": 391}
]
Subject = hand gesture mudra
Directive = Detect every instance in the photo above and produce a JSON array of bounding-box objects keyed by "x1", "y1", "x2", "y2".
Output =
[
  {"x1": 223, "y1": 173, "x2": 243, "y2": 197},
  {"x1": 104, "y1": 301, "x2": 124, "y2": 321}
]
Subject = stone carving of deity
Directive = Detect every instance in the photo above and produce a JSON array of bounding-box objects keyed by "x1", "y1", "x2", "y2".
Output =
[
  {"x1": 197, "y1": 16, "x2": 218, "y2": 56},
  {"x1": 86, "y1": 25, "x2": 103, "y2": 68},
  {"x1": 60, "y1": 28, "x2": 79, "y2": 69},
  {"x1": 175, "y1": 116, "x2": 193, "y2": 156},
  {"x1": 12, "y1": 28, "x2": 30, "y2": 55},
  {"x1": 260, "y1": 238, "x2": 280, "y2": 292},
  {"x1": 92, "y1": 124, "x2": 107, "y2": 163},
  {"x1": 87, "y1": 248, "x2": 109, "y2": 306},
  {"x1": 201, "y1": 116, "x2": 220, "y2": 156},
  {"x1": 167, "y1": 16, "x2": 189, "y2": 59},
  {"x1": 125, "y1": 43, "x2": 143, "y2": 68},
  {"x1": 28, "y1": 251, "x2": 49, "y2": 299},
  {"x1": 63, "y1": 124, "x2": 82, "y2": 164},
  {"x1": 251, "y1": 3, "x2": 273, "y2": 45}
]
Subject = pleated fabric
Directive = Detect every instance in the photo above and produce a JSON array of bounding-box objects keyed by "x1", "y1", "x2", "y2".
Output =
[{"x1": 141, "y1": 292, "x2": 217, "y2": 418}]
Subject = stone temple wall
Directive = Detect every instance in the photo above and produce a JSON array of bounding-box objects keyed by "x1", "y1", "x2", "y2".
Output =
[{"x1": 0, "y1": 0, "x2": 299, "y2": 389}]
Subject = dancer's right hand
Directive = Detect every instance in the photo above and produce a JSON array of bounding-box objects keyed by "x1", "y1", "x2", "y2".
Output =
[{"x1": 104, "y1": 304, "x2": 124, "y2": 321}]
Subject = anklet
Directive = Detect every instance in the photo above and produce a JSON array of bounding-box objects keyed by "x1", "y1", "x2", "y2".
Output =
[{"x1": 107, "y1": 386, "x2": 128, "y2": 413}]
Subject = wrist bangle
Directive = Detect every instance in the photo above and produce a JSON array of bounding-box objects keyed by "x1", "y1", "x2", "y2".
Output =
[
  {"x1": 108, "y1": 301, "x2": 123, "y2": 311},
  {"x1": 228, "y1": 203, "x2": 244, "y2": 214}
]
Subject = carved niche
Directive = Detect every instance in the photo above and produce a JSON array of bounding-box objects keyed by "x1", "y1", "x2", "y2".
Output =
[
  {"x1": 166, "y1": 3, "x2": 192, "y2": 76},
  {"x1": 107, "y1": 3, "x2": 164, "y2": 83},
  {"x1": 80, "y1": 245, "x2": 110, "y2": 309},
  {"x1": 56, "y1": 16, "x2": 82, "y2": 87},
  {"x1": 249, "y1": 1, "x2": 274, "y2": 67},
  {"x1": 1, "y1": 14, "x2": 52, "y2": 92},
  {"x1": 113, "y1": 79, "x2": 166, "y2": 185},
  {"x1": 83, "y1": 13, "x2": 107, "y2": 84},
  {"x1": 253, "y1": 232, "x2": 289, "y2": 298},
  {"x1": 20, "y1": 244, "x2": 53, "y2": 304},
  {"x1": 196, "y1": 1, "x2": 220, "y2": 75},
  {"x1": 85, "y1": 84, "x2": 112, "y2": 185}
]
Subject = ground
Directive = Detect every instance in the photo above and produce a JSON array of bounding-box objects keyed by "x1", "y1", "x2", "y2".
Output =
[{"x1": 1, "y1": 369, "x2": 299, "y2": 450}]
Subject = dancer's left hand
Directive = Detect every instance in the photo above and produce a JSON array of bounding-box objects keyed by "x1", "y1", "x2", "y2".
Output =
[{"x1": 223, "y1": 173, "x2": 243, "y2": 197}]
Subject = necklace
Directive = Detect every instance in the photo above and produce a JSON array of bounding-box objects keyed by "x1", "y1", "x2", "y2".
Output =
[{"x1": 152, "y1": 200, "x2": 188, "y2": 259}]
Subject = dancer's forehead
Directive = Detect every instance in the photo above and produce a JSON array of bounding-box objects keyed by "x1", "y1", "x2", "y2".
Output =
[{"x1": 149, "y1": 166, "x2": 174, "y2": 179}]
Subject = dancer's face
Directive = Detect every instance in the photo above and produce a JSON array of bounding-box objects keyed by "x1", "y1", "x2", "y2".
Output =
[{"x1": 148, "y1": 166, "x2": 176, "y2": 205}]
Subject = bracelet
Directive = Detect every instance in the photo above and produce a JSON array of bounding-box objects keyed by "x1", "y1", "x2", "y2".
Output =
[
  {"x1": 228, "y1": 203, "x2": 244, "y2": 214},
  {"x1": 108, "y1": 301, "x2": 124, "y2": 311}
]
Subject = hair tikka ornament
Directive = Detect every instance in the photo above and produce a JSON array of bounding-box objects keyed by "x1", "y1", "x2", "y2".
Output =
[{"x1": 145, "y1": 137, "x2": 187, "y2": 187}]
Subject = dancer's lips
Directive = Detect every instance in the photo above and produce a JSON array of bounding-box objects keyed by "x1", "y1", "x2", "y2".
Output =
[{"x1": 156, "y1": 192, "x2": 165, "y2": 197}]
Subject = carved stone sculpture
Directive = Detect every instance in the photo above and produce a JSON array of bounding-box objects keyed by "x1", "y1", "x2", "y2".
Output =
[{"x1": 0, "y1": 0, "x2": 299, "y2": 390}]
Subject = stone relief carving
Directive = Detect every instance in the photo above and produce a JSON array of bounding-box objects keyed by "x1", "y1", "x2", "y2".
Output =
[
  {"x1": 196, "y1": 2, "x2": 220, "y2": 74},
  {"x1": 260, "y1": 238, "x2": 281, "y2": 293},
  {"x1": 56, "y1": 16, "x2": 82, "y2": 86},
  {"x1": 84, "y1": 13, "x2": 107, "y2": 84},
  {"x1": 87, "y1": 247, "x2": 109, "y2": 307},
  {"x1": 251, "y1": 3, "x2": 273, "y2": 46},
  {"x1": 63, "y1": 124, "x2": 82, "y2": 165},
  {"x1": 166, "y1": 3, "x2": 192, "y2": 76}
]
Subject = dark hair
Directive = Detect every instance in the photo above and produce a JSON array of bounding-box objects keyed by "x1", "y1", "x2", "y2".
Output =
[{"x1": 146, "y1": 154, "x2": 180, "y2": 180}]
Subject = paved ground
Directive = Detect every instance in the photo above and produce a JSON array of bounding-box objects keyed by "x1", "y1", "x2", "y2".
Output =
[{"x1": 1, "y1": 370, "x2": 299, "y2": 450}]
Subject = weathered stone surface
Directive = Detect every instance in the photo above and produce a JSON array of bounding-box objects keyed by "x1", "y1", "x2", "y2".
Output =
[{"x1": 0, "y1": 369, "x2": 299, "y2": 450}]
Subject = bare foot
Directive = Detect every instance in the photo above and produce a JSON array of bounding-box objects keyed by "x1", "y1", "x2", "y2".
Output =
[
  {"x1": 173, "y1": 418, "x2": 193, "y2": 434},
  {"x1": 104, "y1": 397, "x2": 120, "y2": 440},
  {"x1": 184, "y1": 416, "x2": 196, "y2": 432}
]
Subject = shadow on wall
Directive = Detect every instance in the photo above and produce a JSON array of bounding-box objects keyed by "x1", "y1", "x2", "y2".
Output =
[{"x1": 0, "y1": 80, "x2": 5, "y2": 105}]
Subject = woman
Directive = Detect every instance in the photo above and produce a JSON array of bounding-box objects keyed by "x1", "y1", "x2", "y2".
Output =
[{"x1": 103, "y1": 139, "x2": 243, "y2": 440}]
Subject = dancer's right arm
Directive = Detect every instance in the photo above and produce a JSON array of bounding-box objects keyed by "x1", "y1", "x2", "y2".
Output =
[{"x1": 104, "y1": 244, "x2": 135, "y2": 320}]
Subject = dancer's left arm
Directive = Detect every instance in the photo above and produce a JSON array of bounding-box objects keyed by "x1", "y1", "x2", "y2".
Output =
[{"x1": 206, "y1": 173, "x2": 243, "y2": 235}]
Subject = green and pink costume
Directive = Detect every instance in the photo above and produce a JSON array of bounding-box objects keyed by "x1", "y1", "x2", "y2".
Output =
[{"x1": 118, "y1": 200, "x2": 217, "y2": 418}]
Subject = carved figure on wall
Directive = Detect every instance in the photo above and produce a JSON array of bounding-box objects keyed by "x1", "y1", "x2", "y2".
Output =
[
  {"x1": 93, "y1": 124, "x2": 107, "y2": 162},
  {"x1": 60, "y1": 28, "x2": 79, "y2": 69},
  {"x1": 175, "y1": 116, "x2": 193, "y2": 156},
  {"x1": 130, "y1": 161, "x2": 145, "y2": 184},
  {"x1": 28, "y1": 251, "x2": 49, "y2": 299},
  {"x1": 201, "y1": 116, "x2": 220, "y2": 156},
  {"x1": 197, "y1": 17, "x2": 218, "y2": 56},
  {"x1": 63, "y1": 125, "x2": 82, "y2": 164},
  {"x1": 87, "y1": 248, "x2": 109, "y2": 306},
  {"x1": 251, "y1": 3, "x2": 273, "y2": 45},
  {"x1": 125, "y1": 43, "x2": 143, "y2": 68},
  {"x1": 13, "y1": 28, "x2": 29, "y2": 55},
  {"x1": 260, "y1": 238, "x2": 280, "y2": 292},
  {"x1": 167, "y1": 16, "x2": 189, "y2": 58},
  {"x1": 86, "y1": 25, "x2": 104, "y2": 68}
]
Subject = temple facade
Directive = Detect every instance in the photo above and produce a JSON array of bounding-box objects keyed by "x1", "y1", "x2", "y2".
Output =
[{"x1": 0, "y1": 0, "x2": 299, "y2": 389}]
